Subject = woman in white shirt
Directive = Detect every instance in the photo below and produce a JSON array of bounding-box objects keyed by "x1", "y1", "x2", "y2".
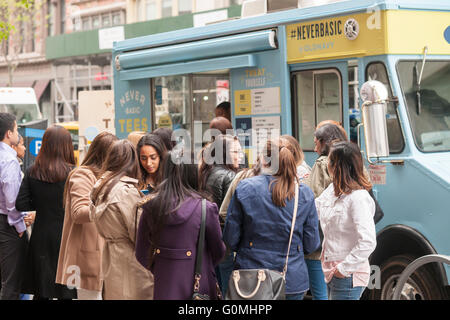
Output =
[{"x1": 315, "y1": 141, "x2": 376, "y2": 300}]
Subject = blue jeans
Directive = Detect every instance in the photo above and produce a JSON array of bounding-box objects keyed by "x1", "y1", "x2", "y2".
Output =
[
  {"x1": 286, "y1": 292, "x2": 305, "y2": 300},
  {"x1": 217, "y1": 251, "x2": 235, "y2": 297},
  {"x1": 327, "y1": 275, "x2": 365, "y2": 300},
  {"x1": 305, "y1": 259, "x2": 328, "y2": 300}
]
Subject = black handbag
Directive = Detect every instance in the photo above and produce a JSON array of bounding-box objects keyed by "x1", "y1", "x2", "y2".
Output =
[
  {"x1": 225, "y1": 183, "x2": 299, "y2": 300},
  {"x1": 369, "y1": 189, "x2": 384, "y2": 224},
  {"x1": 192, "y1": 199, "x2": 222, "y2": 300}
]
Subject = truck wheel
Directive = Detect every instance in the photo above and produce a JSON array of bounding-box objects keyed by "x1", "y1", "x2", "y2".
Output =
[{"x1": 368, "y1": 254, "x2": 444, "y2": 300}]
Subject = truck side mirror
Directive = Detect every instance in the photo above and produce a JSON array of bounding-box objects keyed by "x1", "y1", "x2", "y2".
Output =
[{"x1": 359, "y1": 80, "x2": 390, "y2": 162}]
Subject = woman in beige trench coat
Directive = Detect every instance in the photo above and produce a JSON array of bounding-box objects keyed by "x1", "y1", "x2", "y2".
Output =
[
  {"x1": 56, "y1": 132, "x2": 118, "y2": 300},
  {"x1": 90, "y1": 139, "x2": 154, "y2": 300}
]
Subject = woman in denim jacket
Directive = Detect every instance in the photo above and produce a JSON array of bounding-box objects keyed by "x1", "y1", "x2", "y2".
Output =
[
  {"x1": 315, "y1": 141, "x2": 376, "y2": 300},
  {"x1": 223, "y1": 138, "x2": 320, "y2": 300}
]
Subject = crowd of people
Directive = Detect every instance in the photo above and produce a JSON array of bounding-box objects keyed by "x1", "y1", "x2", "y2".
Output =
[{"x1": 0, "y1": 104, "x2": 378, "y2": 300}]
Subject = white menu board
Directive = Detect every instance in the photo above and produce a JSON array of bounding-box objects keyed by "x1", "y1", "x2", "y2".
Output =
[
  {"x1": 251, "y1": 87, "x2": 281, "y2": 114},
  {"x1": 251, "y1": 116, "x2": 281, "y2": 149}
]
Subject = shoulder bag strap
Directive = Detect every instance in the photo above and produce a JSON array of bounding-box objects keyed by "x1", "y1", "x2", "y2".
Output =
[
  {"x1": 282, "y1": 182, "x2": 299, "y2": 277},
  {"x1": 193, "y1": 199, "x2": 207, "y2": 293}
]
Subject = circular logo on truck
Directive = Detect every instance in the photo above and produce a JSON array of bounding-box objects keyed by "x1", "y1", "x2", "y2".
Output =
[
  {"x1": 444, "y1": 26, "x2": 450, "y2": 44},
  {"x1": 344, "y1": 18, "x2": 359, "y2": 40}
]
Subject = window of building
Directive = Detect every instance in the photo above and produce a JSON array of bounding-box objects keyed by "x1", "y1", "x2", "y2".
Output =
[
  {"x1": 196, "y1": 0, "x2": 229, "y2": 12},
  {"x1": 60, "y1": 0, "x2": 66, "y2": 34},
  {"x1": 47, "y1": 0, "x2": 56, "y2": 36},
  {"x1": 146, "y1": 0, "x2": 157, "y2": 20},
  {"x1": 102, "y1": 14, "x2": 111, "y2": 27},
  {"x1": 82, "y1": 17, "x2": 90, "y2": 30},
  {"x1": 162, "y1": 0, "x2": 173, "y2": 18},
  {"x1": 112, "y1": 11, "x2": 123, "y2": 25},
  {"x1": 178, "y1": 0, "x2": 192, "y2": 15},
  {"x1": 92, "y1": 16, "x2": 101, "y2": 29},
  {"x1": 31, "y1": 19, "x2": 35, "y2": 52},
  {"x1": 195, "y1": 0, "x2": 214, "y2": 12},
  {"x1": 72, "y1": 17, "x2": 81, "y2": 31},
  {"x1": 19, "y1": 20, "x2": 25, "y2": 53},
  {"x1": 79, "y1": 11, "x2": 124, "y2": 31}
]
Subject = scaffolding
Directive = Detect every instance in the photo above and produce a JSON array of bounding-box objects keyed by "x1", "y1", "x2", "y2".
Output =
[{"x1": 51, "y1": 55, "x2": 112, "y2": 123}]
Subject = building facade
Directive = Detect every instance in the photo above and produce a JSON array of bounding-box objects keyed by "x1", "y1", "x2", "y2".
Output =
[
  {"x1": 0, "y1": 0, "x2": 64, "y2": 122},
  {"x1": 45, "y1": 0, "x2": 243, "y2": 123}
]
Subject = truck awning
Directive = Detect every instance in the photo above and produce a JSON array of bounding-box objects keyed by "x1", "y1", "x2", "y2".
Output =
[{"x1": 116, "y1": 29, "x2": 277, "y2": 80}]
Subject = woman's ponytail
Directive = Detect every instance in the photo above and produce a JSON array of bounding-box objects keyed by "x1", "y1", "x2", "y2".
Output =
[{"x1": 269, "y1": 139, "x2": 298, "y2": 207}]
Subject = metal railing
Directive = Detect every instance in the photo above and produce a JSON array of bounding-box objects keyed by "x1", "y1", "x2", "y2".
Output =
[{"x1": 392, "y1": 254, "x2": 450, "y2": 300}]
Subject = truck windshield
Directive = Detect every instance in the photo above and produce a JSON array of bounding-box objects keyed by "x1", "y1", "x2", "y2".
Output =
[
  {"x1": 0, "y1": 103, "x2": 40, "y2": 124},
  {"x1": 397, "y1": 61, "x2": 450, "y2": 152}
]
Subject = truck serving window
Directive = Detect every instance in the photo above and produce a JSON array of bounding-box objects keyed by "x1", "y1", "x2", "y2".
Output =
[
  {"x1": 153, "y1": 75, "x2": 191, "y2": 132},
  {"x1": 366, "y1": 62, "x2": 405, "y2": 153},
  {"x1": 397, "y1": 61, "x2": 450, "y2": 152},
  {"x1": 152, "y1": 73, "x2": 230, "y2": 150},
  {"x1": 293, "y1": 69, "x2": 342, "y2": 151}
]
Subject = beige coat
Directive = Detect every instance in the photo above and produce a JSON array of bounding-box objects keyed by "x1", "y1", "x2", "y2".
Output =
[
  {"x1": 90, "y1": 175, "x2": 154, "y2": 300},
  {"x1": 56, "y1": 166, "x2": 104, "y2": 291},
  {"x1": 219, "y1": 169, "x2": 256, "y2": 226}
]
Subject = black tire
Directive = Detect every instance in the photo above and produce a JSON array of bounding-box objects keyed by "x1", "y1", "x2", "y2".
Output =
[{"x1": 365, "y1": 254, "x2": 445, "y2": 300}]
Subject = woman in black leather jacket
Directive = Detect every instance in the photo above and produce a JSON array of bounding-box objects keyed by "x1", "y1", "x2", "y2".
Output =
[
  {"x1": 199, "y1": 134, "x2": 242, "y2": 209},
  {"x1": 198, "y1": 134, "x2": 242, "y2": 296}
]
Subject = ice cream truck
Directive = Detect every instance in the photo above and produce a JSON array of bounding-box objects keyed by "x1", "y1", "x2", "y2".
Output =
[{"x1": 112, "y1": 0, "x2": 450, "y2": 299}]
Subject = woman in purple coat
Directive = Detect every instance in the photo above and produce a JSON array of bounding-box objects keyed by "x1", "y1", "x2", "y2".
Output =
[{"x1": 136, "y1": 151, "x2": 226, "y2": 300}]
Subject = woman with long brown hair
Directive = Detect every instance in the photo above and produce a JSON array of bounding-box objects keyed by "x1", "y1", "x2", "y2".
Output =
[
  {"x1": 55, "y1": 131, "x2": 118, "y2": 300},
  {"x1": 15, "y1": 125, "x2": 76, "y2": 299},
  {"x1": 222, "y1": 137, "x2": 320, "y2": 300},
  {"x1": 315, "y1": 141, "x2": 376, "y2": 300},
  {"x1": 136, "y1": 134, "x2": 167, "y2": 193},
  {"x1": 90, "y1": 139, "x2": 153, "y2": 300}
]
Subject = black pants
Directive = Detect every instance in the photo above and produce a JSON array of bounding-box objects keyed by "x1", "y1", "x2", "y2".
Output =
[{"x1": 0, "y1": 214, "x2": 28, "y2": 300}]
